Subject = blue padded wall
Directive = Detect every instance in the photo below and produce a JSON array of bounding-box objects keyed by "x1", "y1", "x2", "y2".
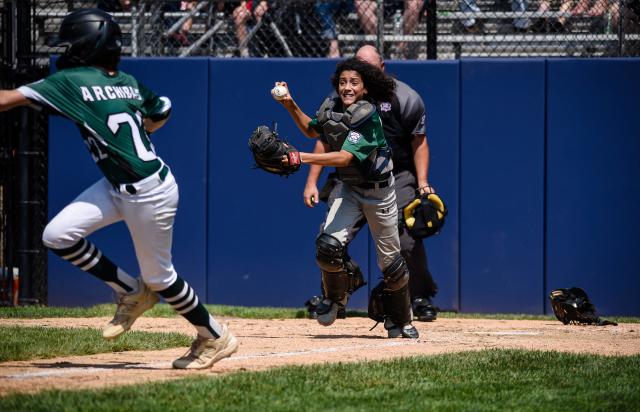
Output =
[
  {"x1": 48, "y1": 58, "x2": 209, "y2": 306},
  {"x1": 459, "y1": 59, "x2": 546, "y2": 313},
  {"x1": 45, "y1": 57, "x2": 640, "y2": 315},
  {"x1": 206, "y1": 58, "x2": 372, "y2": 309},
  {"x1": 545, "y1": 59, "x2": 640, "y2": 316},
  {"x1": 371, "y1": 61, "x2": 460, "y2": 311}
]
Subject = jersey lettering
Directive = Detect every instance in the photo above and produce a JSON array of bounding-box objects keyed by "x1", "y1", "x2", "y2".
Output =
[{"x1": 81, "y1": 87, "x2": 95, "y2": 101}]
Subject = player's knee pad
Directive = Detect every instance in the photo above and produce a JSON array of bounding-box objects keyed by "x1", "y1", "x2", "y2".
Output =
[
  {"x1": 382, "y1": 255, "x2": 409, "y2": 292},
  {"x1": 315, "y1": 234, "x2": 345, "y2": 273}
]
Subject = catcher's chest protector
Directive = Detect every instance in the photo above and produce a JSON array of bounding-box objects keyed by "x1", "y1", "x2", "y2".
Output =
[
  {"x1": 317, "y1": 98, "x2": 375, "y2": 149},
  {"x1": 316, "y1": 98, "x2": 377, "y2": 185}
]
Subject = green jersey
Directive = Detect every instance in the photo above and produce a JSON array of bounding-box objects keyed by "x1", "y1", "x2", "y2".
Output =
[
  {"x1": 19, "y1": 66, "x2": 171, "y2": 184},
  {"x1": 309, "y1": 111, "x2": 387, "y2": 162}
]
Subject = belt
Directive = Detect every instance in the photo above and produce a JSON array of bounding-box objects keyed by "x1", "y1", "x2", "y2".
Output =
[
  {"x1": 114, "y1": 164, "x2": 169, "y2": 195},
  {"x1": 353, "y1": 173, "x2": 393, "y2": 190}
]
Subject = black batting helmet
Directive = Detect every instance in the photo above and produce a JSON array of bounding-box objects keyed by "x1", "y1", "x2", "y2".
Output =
[{"x1": 55, "y1": 8, "x2": 122, "y2": 70}]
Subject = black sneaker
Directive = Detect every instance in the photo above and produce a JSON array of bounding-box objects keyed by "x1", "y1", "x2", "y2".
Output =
[
  {"x1": 412, "y1": 298, "x2": 437, "y2": 322},
  {"x1": 306, "y1": 295, "x2": 347, "y2": 319},
  {"x1": 384, "y1": 318, "x2": 420, "y2": 339}
]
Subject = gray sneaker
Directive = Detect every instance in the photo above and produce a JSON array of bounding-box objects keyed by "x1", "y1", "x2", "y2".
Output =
[
  {"x1": 315, "y1": 299, "x2": 342, "y2": 326},
  {"x1": 102, "y1": 278, "x2": 159, "y2": 340},
  {"x1": 173, "y1": 324, "x2": 239, "y2": 369},
  {"x1": 384, "y1": 318, "x2": 419, "y2": 339}
]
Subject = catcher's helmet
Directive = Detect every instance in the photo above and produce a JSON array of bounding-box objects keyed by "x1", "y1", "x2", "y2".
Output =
[{"x1": 55, "y1": 8, "x2": 122, "y2": 70}]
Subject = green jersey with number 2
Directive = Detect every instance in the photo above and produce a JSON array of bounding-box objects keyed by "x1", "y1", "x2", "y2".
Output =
[{"x1": 19, "y1": 66, "x2": 171, "y2": 184}]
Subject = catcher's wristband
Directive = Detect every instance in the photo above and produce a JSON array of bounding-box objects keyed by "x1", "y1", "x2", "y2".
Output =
[{"x1": 286, "y1": 150, "x2": 301, "y2": 167}]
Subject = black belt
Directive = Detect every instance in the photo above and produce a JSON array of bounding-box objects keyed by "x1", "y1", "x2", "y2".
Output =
[
  {"x1": 352, "y1": 172, "x2": 392, "y2": 190},
  {"x1": 355, "y1": 180, "x2": 391, "y2": 190}
]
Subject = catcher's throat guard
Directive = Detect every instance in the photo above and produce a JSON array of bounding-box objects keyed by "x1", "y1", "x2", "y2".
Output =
[{"x1": 402, "y1": 193, "x2": 447, "y2": 238}]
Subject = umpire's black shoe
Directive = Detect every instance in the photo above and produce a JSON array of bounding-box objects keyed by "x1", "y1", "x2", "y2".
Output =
[{"x1": 413, "y1": 297, "x2": 438, "y2": 322}]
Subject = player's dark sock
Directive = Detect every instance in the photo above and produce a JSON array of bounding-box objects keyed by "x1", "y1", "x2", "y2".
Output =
[
  {"x1": 50, "y1": 239, "x2": 137, "y2": 293},
  {"x1": 157, "y1": 276, "x2": 222, "y2": 339}
]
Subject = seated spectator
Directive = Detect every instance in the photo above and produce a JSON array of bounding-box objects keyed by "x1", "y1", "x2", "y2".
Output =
[
  {"x1": 458, "y1": 0, "x2": 531, "y2": 33},
  {"x1": 354, "y1": 0, "x2": 424, "y2": 58},
  {"x1": 315, "y1": 0, "x2": 353, "y2": 57},
  {"x1": 98, "y1": 0, "x2": 132, "y2": 12},
  {"x1": 533, "y1": 0, "x2": 574, "y2": 32},
  {"x1": 233, "y1": 0, "x2": 270, "y2": 57},
  {"x1": 171, "y1": 1, "x2": 198, "y2": 46}
]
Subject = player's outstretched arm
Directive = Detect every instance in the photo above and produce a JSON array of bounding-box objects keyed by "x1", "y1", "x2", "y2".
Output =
[
  {"x1": 0, "y1": 89, "x2": 29, "y2": 112},
  {"x1": 271, "y1": 81, "x2": 319, "y2": 139},
  {"x1": 300, "y1": 149, "x2": 353, "y2": 167}
]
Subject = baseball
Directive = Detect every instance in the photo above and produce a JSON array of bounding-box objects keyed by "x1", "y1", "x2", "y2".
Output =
[{"x1": 271, "y1": 85, "x2": 288, "y2": 100}]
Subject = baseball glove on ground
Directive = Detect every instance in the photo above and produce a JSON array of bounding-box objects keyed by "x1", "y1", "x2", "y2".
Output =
[
  {"x1": 248, "y1": 125, "x2": 301, "y2": 176},
  {"x1": 402, "y1": 193, "x2": 447, "y2": 239},
  {"x1": 549, "y1": 287, "x2": 617, "y2": 326}
]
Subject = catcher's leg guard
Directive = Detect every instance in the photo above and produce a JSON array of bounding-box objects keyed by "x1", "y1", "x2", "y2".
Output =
[
  {"x1": 345, "y1": 255, "x2": 366, "y2": 295},
  {"x1": 316, "y1": 234, "x2": 349, "y2": 304},
  {"x1": 315, "y1": 234, "x2": 350, "y2": 326},
  {"x1": 381, "y1": 256, "x2": 412, "y2": 328}
]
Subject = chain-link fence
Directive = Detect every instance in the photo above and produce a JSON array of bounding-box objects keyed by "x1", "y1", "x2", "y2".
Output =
[
  {"x1": 26, "y1": 0, "x2": 640, "y2": 62},
  {"x1": 1, "y1": 1, "x2": 49, "y2": 306}
]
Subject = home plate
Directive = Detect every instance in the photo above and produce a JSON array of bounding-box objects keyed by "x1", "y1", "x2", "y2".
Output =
[{"x1": 470, "y1": 331, "x2": 543, "y2": 336}]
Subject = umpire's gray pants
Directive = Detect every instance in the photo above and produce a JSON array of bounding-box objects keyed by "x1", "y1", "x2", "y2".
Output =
[{"x1": 322, "y1": 176, "x2": 401, "y2": 271}]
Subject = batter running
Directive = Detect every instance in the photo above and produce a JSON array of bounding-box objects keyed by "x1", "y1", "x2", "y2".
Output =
[{"x1": 0, "y1": 9, "x2": 237, "y2": 369}]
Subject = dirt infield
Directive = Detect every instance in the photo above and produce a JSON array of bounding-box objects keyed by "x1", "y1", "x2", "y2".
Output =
[{"x1": 1, "y1": 316, "x2": 638, "y2": 397}]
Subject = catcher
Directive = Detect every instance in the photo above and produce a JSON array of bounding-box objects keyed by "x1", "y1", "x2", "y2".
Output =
[{"x1": 253, "y1": 58, "x2": 419, "y2": 338}]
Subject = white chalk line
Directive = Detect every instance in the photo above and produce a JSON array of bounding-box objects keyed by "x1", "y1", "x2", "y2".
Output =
[
  {"x1": 3, "y1": 340, "x2": 424, "y2": 381},
  {"x1": 469, "y1": 331, "x2": 543, "y2": 336}
]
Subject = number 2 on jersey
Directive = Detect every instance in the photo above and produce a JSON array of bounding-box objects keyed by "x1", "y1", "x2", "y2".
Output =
[{"x1": 107, "y1": 112, "x2": 157, "y2": 161}]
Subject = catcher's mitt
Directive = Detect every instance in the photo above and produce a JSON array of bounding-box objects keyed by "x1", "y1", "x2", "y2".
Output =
[
  {"x1": 549, "y1": 287, "x2": 617, "y2": 326},
  {"x1": 248, "y1": 125, "x2": 301, "y2": 176},
  {"x1": 402, "y1": 193, "x2": 447, "y2": 239}
]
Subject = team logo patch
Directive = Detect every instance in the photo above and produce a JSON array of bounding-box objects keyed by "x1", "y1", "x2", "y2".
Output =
[
  {"x1": 347, "y1": 131, "x2": 362, "y2": 144},
  {"x1": 379, "y1": 102, "x2": 392, "y2": 112}
]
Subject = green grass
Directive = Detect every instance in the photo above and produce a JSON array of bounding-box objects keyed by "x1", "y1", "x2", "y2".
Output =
[
  {"x1": 0, "y1": 304, "x2": 309, "y2": 319},
  {"x1": 0, "y1": 326, "x2": 191, "y2": 362},
  {"x1": 1, "y1": 350, "x2": 638, "y2": 411},
  {"x1": 1, "y1": 304, "x2": 637, "y2": 323}
]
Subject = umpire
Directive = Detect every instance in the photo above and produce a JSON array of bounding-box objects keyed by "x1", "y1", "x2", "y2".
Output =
[{"x1": 304, "y1": 44, "x2": 439, "y2": 321}]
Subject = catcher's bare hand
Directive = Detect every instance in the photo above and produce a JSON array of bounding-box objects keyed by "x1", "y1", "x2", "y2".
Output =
[
  {"x1": 417, "y1": 184, "x2": 435, "y2": 195},
  {"x1": 273, "y1": 81, "x2": 293, "y2": 106},
  {"x1": 303, "y1": 183, "x2": 319, "y2": 208}
]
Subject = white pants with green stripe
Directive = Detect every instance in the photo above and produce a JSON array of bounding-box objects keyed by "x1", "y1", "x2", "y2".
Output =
[{"x1": 322, "y1": 176, "x2": 401, "y2": 271}]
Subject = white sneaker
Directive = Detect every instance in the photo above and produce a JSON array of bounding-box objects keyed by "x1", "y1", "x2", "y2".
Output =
[
  {"x1": 102, "y1": 278, "x2": 159, "y2": 340},
  {"x1": 173, "y1": 324, "x2": 239, "y2": 369}
]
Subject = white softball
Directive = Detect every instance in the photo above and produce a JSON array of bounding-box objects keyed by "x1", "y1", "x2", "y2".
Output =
[{"x1": 271, "y1": 85, "x2": 288, "y2": 100}]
